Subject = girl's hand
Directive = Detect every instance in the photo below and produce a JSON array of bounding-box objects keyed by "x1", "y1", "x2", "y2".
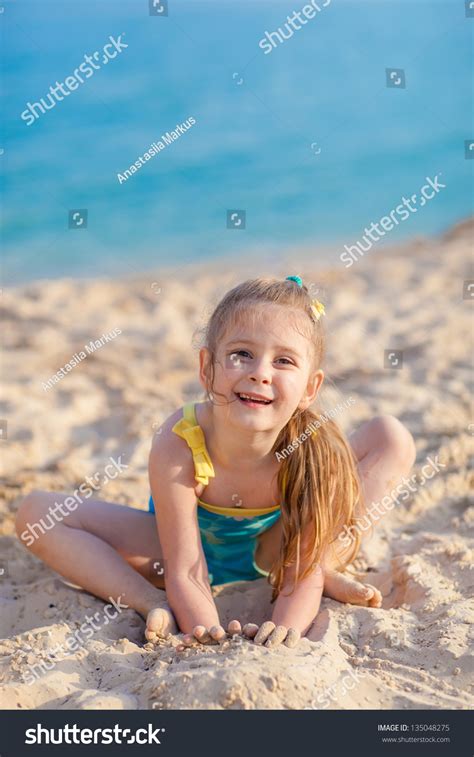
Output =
[
  {"x1": 181, "y1": 619, "x2": 242, "y2": 646},
  {"x1": 181, "y1": 619, "x2": 301, "y2": 649},
  {"x1": 242, "y1": 621, "x2": 301, "y2": 649}
]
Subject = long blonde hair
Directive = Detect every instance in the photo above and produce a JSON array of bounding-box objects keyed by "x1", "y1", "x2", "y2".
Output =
[{"x1": 199, "y1": 277, "x2": 362, "y2": 601}]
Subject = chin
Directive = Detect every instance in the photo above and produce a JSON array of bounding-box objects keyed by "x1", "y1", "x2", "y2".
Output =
[{"x1": 234, "y1": 406, "x2": 279, "y2": 431}]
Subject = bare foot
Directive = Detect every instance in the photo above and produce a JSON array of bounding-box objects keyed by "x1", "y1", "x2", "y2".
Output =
[
  {"x1": 323, "y1": 569, "x2": 383, "y2": 608},
  {"x1": 145, "y1": 605, "x2": 178, "y2": 642}
]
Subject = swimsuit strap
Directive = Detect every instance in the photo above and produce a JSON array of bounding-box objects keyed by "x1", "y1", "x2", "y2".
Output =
[
  {"x1": 172, "y1": 401, "x2": 289, "y2": 502},
  {"x1": 171, "y1": 402, "x2": 216, "y2": 486}
]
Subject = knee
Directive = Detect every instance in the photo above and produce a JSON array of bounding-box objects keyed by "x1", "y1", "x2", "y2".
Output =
[
  {"x1": 15, "y1": 489, "x2": 49, "y2": 547},
  {"x1": 370, "y1": 415, "x2": 416, "y2": 471}
]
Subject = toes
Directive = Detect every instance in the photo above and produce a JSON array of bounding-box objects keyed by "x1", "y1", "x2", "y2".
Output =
[
  {"x1": 344, "y1": 577, "x2": 373, "y2": 601},
  {"x1": 323, "y1": 568, "x2": 385, "y2": 609},
  {"x1": 242, "y1": 623, "x2": 259, "y2": 639},
  {"x1": 353, "y1": 584, "x2": 378, "y2": 606},
  {"x1": 349, "y1": 582, "x2": 382, "y2": 607},
  {"x1": 347, "y1": 583, "x2": 373, "y2": 602},
  {"x1": 366, "y1": 585, "x2": 383, "y2": 608},
  {"x1": 254, "y1": 621, "x2": 275, "y2": 645}
]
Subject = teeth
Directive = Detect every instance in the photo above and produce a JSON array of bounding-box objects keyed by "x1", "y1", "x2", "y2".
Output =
[{"x1": 239, "y1": 393, "x2": 271, "y2": 403}]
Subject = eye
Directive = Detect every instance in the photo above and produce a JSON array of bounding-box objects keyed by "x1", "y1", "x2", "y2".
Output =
[
  {"x1": 227, "y1": 350, "x2": 252, "y2": 367},
  {"x1": 276, "y1": 357, "x2": 294, "y2": 365},
  {"x1": 229, "y1": 350, "x2": 251, "y2": 359}
]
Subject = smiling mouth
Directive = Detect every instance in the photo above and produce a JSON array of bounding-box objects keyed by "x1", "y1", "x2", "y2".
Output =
[{"x1": 235, "y1": 392, "x2": 273, "y2": 406}]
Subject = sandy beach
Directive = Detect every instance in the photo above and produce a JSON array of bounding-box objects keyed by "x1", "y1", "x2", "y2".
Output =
[{"x1": 0, "y1": 221, "x2": 473, "y2": 710}]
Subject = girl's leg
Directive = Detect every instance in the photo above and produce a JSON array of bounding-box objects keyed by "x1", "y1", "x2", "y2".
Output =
[
  {"x1": 15, "y1": 490, "x2": 177, "y2": 640},
  {"x1": 324, "y1": 414, "x2": 416, "y2": 605},
  {"x1": 256, "y1": 414, "x2": 416, "y2": 607}
]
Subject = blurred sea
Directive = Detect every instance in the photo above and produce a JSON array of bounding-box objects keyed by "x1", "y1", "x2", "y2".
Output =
[{"x1": 1, "y1": 0, "x2": 473, "y2": 283}]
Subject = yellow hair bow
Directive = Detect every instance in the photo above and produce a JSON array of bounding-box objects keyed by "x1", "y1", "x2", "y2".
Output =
[
  {"x1": 310, "y1": 299, "x2": 325, "y2": 321},
  {"x1": 285, "y1": 276, "x2": 325, "y2": 322}
]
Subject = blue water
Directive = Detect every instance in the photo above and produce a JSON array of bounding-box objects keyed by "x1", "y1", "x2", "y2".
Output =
[{"x1": 1, "y1": 0, "x2": 473, "y2": 283}]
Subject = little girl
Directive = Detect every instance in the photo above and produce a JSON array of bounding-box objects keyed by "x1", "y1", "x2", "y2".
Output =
[{"x1": 16, "y1": 276, "x2": 416, "y2": 649}]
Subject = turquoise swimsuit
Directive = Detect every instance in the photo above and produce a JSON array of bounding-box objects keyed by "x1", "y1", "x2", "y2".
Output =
[{"x1": 148, "y1": 401, "x2": 282, "y2": 585}]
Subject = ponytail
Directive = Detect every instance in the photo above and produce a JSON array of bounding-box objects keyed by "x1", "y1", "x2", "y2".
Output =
[{"x1": 269, "y1": 406, "x2": 362, "y2": 602}]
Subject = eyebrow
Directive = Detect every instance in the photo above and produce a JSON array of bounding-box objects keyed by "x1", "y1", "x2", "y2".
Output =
[{"x1": 225, "y1": 339, "x2": 303, "y2": 358}]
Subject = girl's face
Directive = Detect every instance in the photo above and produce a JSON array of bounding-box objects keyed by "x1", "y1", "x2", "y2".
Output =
[{"x1": 200, "y1": 305, "x2": 324, "y2": 431}]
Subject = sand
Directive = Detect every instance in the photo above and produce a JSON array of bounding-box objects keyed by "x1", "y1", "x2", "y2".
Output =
[{"x1": 0, "y1": 220, "x2": 473, "y2": 710}]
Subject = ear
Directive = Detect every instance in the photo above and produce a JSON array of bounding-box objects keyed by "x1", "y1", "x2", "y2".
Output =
[
  {"x1": 198, "y1": 347, "x2": 212, "y2": 392},
  {"x1": 298, "y1": 369, "x2": 324, "y2": 411}
]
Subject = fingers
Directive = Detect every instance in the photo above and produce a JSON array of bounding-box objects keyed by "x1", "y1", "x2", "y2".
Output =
[
  {"x1": 254, "y1": 621, "x2": 276, "y2": 645},
  {"x1": 242, "y1": 623, "x2": 259, "y2": 639},
  {"x1": 265, "y1": 625, "x2": 288, "y2": 648},
  {"x1": 182, "y1": 634, "x2": 196, "y2": 646},
  {"x1": 193, "y1": 625, "x2": 212, "y2": 643},
  {"x1": 284, "y1": 628, "x2": 301, "y2": 648},
  {"x1": 182, "y1": 625, "x2": 212, "y2": 646},
  {"x1": 209, "y1": 625, "x2": 227, "y2": 642},
  {"x1": 182, "y1": 622, "x2": 237, "y2": 647},
  {"x1": 227, "y1": 619, "x2": 242, "y2": 635},
  {"x1": 180, "y1": 620, "x2": 302, "y2": 650},
  {"x1": 253, "y1": 622, "x2": 301, "y2": 649}
]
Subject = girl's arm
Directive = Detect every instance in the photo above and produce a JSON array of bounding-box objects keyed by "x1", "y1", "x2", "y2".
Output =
[
  {"x1": 271, "y1": 561, "x2": 324, "y2": 637},
  {"x1": 148, "y1": 431, "x2": 220, "y2": 633}
]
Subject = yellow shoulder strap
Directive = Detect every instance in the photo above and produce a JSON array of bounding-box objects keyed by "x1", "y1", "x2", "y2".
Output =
[
  {"x1": 171, "y1": 402, "x2": 215, "y2": 486},
  {"x1": 182, "y1": 402, "x2": 198, "y2": 426}
]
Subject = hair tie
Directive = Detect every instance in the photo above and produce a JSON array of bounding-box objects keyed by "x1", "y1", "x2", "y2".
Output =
[
  {"x1": 285, "y1": 275, "x2": 325, "y2": 321},
  {"x1": 285, "y1": 275, "x2": 303, "y2": 287}
]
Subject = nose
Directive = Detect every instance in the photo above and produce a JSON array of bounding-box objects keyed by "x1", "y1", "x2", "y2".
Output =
[{"x1": 248, "y1": 357, "x2": 271, "y2": 384}]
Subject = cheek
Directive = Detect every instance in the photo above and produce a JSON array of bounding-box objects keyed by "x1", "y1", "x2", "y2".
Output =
[
  {"x1": 278, "y1": 373, "x2": 306, "y2": 399},
  {"x1": 223, "y1": 355, "x2": 248, "y2": 372},
  {"x1": 279, "y1": 371, "x2": 300, "y2": 388},
  {"x1": 215, "y1": 361, "x2": 244, "y2": 386}
]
